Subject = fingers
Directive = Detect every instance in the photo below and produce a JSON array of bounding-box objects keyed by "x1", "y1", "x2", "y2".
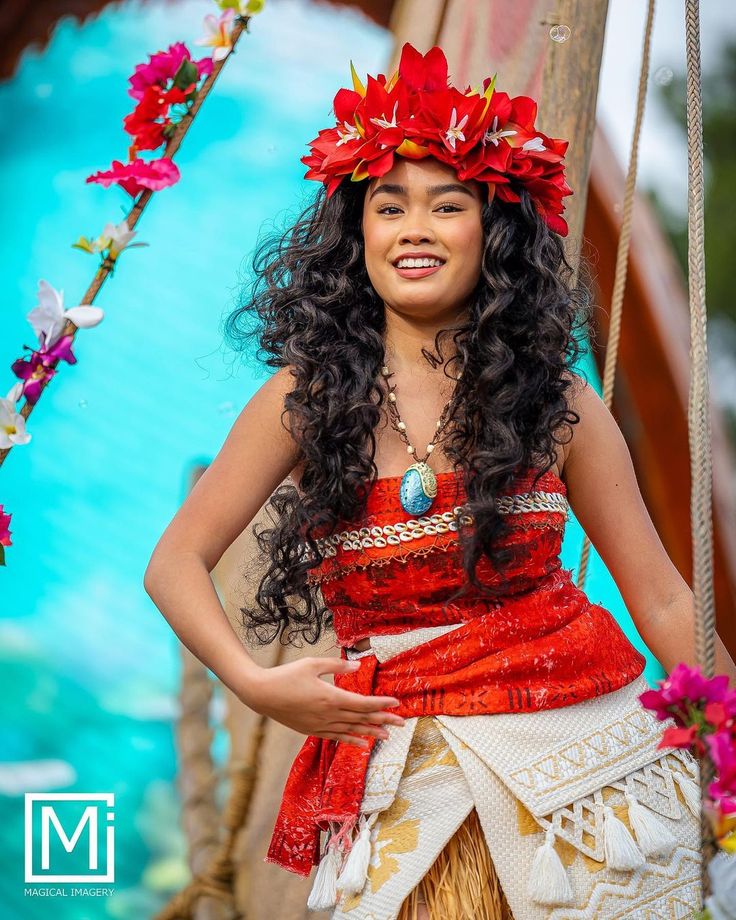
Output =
[
  {"x1": 333, "y1": 687, "x2": 401, "y2": 712},
  {"x1": 339, "y1": 709, "x2": 405, "y2": 727},
  {"x1": 331, "y1": 722, "x2": 391, "y2": 741},
  {"x1": 314, "y1": 658, "x2": 362, "y2": 677},
  {"x1": 327, "y1": 732, "x2": 370, "y2": 748}
]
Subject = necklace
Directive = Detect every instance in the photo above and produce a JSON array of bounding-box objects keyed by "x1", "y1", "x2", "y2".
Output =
[{"x1": 380, "y1": 363, "x2": 459, "y2": 515}]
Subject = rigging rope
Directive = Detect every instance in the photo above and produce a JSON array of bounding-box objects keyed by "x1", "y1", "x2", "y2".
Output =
[{"x1": 575, "y1": 0, "x2": 656, "y2": 589}]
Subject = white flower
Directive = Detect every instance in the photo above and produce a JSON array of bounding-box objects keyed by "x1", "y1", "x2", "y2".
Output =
[
  {"x1": 194, "y1": 10, "x2": 235, "y2": 62},
  {"x1": 101, "y1": 219, "x2": 141, "y2": 258},
  {"x1": 444, "y1": 107, "x2": 469, "y2": 151},
  {"x1": 26, "y1": 280, "x2": 104, "y2": 349},
  {"x1": 483, "y1": 115, "x2": 517, "y2": 146},
  {"x1": 336, "y1": 121, "x2": 360, "y2": 146},
  {"x1": 370, "y1": 101, "x2": 399, "y2": 131},
  {"x1": 707, "y1": 851, "x2": 736, "y2": 920},
  {"x1": 521, "y1": 135, "x2": 546, "y2": 152},
  {"x1": 0, "y1": 386, "x2": 31, "y2": 448}
]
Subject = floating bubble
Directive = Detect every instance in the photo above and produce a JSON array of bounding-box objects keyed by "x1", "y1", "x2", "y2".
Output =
[
  {"x1": 654, "y1": 66, "x2": 674, "y2": 87},
  {"x1": 549, "y1": 24, "x2": 571, "y2": 43}
]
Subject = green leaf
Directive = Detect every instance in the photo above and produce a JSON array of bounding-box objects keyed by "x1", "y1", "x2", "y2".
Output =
[{"x1": 173, "y1": 59, "x2": 198, "y2": 91}]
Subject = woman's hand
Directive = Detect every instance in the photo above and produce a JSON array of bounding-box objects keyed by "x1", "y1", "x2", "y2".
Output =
[{"x1": 240, "y1": 657, "x2": 405, "y2": 748}]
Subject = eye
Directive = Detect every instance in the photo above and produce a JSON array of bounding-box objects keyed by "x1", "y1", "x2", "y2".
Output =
[{"x1": 376, "y1": 203, "x2": 463, "y2": 215}]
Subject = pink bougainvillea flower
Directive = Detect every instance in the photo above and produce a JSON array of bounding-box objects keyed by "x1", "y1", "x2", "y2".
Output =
[
  {"x1": 0, "y1": 385, "x2": 31, "y2": 449},
  {"x1": 707, "y1": 699, "x2": 736, "y2": 732},
  {"x1": 86, "y1": 157, "x2": 181, "y2": 197},
  {"x1": 708, "y1": 731, "x2": 736, "y2": 802},
  {"x1": 128, "y1": 42, "x2": 213, "y2": 101},
  {"x1": 194, "y1": 9, "x2": 236, "y2": 62},
  {"x1": 639, "y1": 661, "x2": 732, "y2": 724},
  {"x1": 0, "y1": 505, "x2": 11, "y2": 546},
  {"x1": 0, "y1": 503, "x2": 11, "y2": 566},
  {"x1": 26, "y1": 280, "x2": 103, "y2": 349},
  {"x1": 11, "y1": 335, "x2": 76, "y2": 405}
]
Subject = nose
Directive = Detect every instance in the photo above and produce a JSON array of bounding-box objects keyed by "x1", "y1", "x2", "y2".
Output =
[{"x1": 399, "y1": 226, "x2": 436, "y2": 245}]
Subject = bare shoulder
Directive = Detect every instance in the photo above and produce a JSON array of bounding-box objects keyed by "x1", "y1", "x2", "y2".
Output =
[
  {"x1": 554, "y1": 370, "x2": 590, "y2": 478},
  {"x1": 556, "y1": 371, "x2": 689, "y2": 621},
  {"x1": 145, "y1": 365, "x2": 302, "y2": 573}
]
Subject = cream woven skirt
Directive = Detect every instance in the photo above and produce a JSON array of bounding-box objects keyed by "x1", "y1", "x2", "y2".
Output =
[{"x1": 328, "y1": 626, "x2": 702, "y2": 920}]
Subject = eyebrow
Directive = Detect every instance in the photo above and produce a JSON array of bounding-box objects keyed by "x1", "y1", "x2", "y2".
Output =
[{"x1": 368, "y1": 182, "x2": 476, "y2": 200}]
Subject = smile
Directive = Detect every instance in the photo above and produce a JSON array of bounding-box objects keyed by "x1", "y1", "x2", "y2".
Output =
[{"x1": 393, "y1": 258, "x2": 445, "y2": 279}]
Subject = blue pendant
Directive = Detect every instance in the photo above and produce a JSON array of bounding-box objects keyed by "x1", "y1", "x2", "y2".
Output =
[{"x1": 399, "y1": 462, "x2": 438, "y2": 515}]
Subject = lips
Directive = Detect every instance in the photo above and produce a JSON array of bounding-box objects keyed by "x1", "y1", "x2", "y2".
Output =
[{"x1": 394, "y1": 262, "x2": 444, "y2": 279}]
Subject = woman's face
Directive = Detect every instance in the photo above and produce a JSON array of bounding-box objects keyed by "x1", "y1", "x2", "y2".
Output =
[{"x1": 361, "y1": 157, "x2": 485, "y2": 322}]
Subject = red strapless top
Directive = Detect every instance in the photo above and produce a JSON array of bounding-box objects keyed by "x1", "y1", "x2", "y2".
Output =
[{"x1": 267, "y1": 466, "x2": 647, "y2": 876}]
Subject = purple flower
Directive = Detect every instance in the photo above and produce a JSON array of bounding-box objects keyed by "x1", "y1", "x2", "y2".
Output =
[{"x1": 11, "y1": 335, "x2": 76, "y2": 405}]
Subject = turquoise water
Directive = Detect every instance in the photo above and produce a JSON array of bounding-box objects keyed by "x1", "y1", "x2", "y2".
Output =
[{"x1": 0, "y1": 3, "x2": 662, "y2": 917}]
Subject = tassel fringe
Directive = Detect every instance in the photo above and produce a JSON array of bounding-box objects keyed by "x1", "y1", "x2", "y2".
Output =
[
  {"x1": 527, "y1": 827, "x2": 574, "y2": 906},
  {"x1": 624, "y1": 792, "x2": 677, "y2": 857},
  {"x1": 307, "y1": 840, "x2": 342, "y2": 912},
  {"x1": 602, "y1": 804, "x2": 645, "y2": 870},
  {"x1": 674, "y1": 769, "x2": 701, "y2": 818},
  {"x1": 336, "y1": 813, "x2": 378, "y2": 896}
]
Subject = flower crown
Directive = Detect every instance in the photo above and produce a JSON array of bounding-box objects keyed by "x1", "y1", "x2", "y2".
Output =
[{"x1": 302, "y1": 42, "x2": 573, "y2": 236}]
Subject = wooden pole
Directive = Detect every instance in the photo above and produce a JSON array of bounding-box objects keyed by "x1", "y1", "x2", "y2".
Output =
[
  {"x1": 537, "y1": 0, "x2": 610, "y2": 278},
  {"x1": 387, "y1": 0, "x2": 610, "y2": 280}
]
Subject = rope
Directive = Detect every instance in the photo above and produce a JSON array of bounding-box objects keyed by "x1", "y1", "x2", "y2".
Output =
[
  {"x1": 684, "y1": 0, "x2": 718, "y2": 900},
  {"x1": 574, "y1": 0, "x2": 717, "y2": 902},
  {"x1": 575, "y1": 0, "x2": 656, "y2": 590},
  {"x1": 176, "y1": 646, "x2": 224, "y2": 918},
  {"x1": 154, "y1": 643, "x2": 285, "y2": 920}
]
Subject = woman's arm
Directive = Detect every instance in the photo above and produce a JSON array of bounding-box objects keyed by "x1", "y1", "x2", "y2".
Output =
[
  {"x1": 143, "y1": 366, "x2": 404, "y2": 745},
  {"x1": 560, "y1": 376, "x2": 736, "y2": 681}
]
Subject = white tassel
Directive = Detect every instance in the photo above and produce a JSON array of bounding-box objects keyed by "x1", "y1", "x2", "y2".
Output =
[
  {"x1": 527, "y1": 827, "x2": 574, "y2": 906},
  {"x1": 674, "y1": 770, "x2": 701, "y2": 818},
  {"x1": 624, "y1": 792, "x2": 677, "y2": 857},
  {"x1": 336, "y1": 813, "x2": 377, "y2": 896},
  {"x1": 307, "y1": 841, "x2": 342, "y2": 911},
  {"x1": 602, "y1": 804, "x2": 646, "y2": 870}
]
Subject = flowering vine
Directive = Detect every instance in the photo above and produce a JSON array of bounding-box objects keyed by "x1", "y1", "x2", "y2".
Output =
[
  {"x1": 0, "y1": 0, "x2": 265, "y2": 564},
  {"x1": 639, "y1": 663, "x2": 736, "y2": 917}
]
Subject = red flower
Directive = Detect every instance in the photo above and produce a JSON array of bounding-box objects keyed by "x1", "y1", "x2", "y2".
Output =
[
  {"x1": 86, "y1": 157, "x2": 181, "y2": 197},
  {"x1": 658, "y1": 724, "x2": 705, "y2": 754},
  {"x1": 301, "y1": 42, "x2": 573, "y2": 236},
  {"x1": 123, "y1": 85, "x2": 190, "y2": 152}
]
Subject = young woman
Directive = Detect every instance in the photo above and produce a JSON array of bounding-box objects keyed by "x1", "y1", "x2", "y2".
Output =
[{"x1": 144, "y1": 43, "x2": 736, "y2": 919}]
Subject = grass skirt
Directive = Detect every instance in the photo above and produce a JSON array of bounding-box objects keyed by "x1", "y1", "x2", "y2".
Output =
[{"x1": 396, "y1": 790, "x2": 514, "y2": 920}]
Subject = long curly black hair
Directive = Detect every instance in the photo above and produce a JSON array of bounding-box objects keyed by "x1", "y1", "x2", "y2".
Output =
[{"x1": 224, "y1": 174, "x2": 593, "y2": 646}]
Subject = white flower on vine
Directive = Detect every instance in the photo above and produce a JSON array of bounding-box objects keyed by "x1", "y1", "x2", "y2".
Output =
[{"x1": 26, "y1": 280, "x2": 104, "y2": 350}]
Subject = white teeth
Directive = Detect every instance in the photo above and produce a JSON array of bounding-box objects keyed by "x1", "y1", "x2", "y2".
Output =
[{"x1": 395, "y1": 257, "x2": 443, "y2": 269}]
